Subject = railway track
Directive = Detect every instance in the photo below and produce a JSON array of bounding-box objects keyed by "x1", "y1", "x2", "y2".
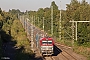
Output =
[
  {"x1": 55, "y1": 43, "x2": 78, "y2": 60},
  {"x1": 44, "y1": 56, "x2": 56, "y2": 60}
]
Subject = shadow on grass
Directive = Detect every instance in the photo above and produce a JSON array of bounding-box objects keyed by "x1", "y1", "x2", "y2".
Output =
[{"x1": 0, "y1": 29, "x2": 44, "y2": 60}]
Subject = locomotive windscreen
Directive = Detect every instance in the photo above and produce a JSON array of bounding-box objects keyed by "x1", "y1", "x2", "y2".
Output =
[
  {"x1": 42, "y1": 41, "x2": 47, "y2": 45},
  {"x1": 42, "y1": 40, "x2": 52, "y2": 45},
  {"x1": 48, "y1": 41, "x2": 52, "y2": 44}
]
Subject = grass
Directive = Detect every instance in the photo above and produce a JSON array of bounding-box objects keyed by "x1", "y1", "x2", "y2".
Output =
[
  {"x1": 56, "y1": 38, "x2": 73, "y2": 47},
  {"x1": 73, "y1": 45, "x2": 90, "y2": 60}
]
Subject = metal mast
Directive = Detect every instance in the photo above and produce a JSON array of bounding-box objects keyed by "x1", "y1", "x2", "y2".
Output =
[
  {"x1": 43, "y1": 17, "x2": 44, "y2": 31},
  {"x1": 59, "y1": 1, "x2": 62, "y2": 40},
  {"x1": 51, "y1": 6, "x2": 53, "y2": 36},
  {"x1": 31, "y1": 15, "x2": 34, "y2": 51},
  {"x1": 70, "y1": 21, "x2": 90, "y2": 41},
  {"x1": 38, "y1": 17, "x2": 39, "y2": 27},
  {"x1": 34, "y1": 16, "x2": 35, "y2": 26}
]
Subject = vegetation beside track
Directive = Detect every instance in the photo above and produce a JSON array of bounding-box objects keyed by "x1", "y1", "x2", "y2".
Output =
[
  {"x1": 73, "y1": 42, "x2": 90, "y2": 60},
  {"x1": 0, "y1": 8, "x2": 35, "y2": 60},
  {"x1": 11, "y1": 20, "x2": 34, "y2": 60}
]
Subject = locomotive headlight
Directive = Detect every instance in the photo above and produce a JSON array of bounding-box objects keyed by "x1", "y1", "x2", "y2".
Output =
[
  {"x1": 51, "y1": 47, "x2": 53, "y2": 49},
  {"x1": 51, "y1": 47, "x2": 53, "y2": 50}
]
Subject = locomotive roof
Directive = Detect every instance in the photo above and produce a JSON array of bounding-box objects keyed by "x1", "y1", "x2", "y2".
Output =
[{"x1": 40, "y1": 37, "x2": 53, "y2": 40}]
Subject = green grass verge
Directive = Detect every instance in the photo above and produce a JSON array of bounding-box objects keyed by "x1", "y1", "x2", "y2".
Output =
[{"x1": 56, "y1": 38, "x2": 73, "y2": 47}]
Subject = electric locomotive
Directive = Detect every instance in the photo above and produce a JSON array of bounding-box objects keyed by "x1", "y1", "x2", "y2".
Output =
[{"x1": 39, "y1": 36, "x2": 54, "y2": 56}]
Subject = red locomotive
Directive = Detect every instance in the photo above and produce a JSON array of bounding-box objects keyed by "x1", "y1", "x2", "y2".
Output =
[{"x1": 39, "y1": 36, "x2": 54, "y2": 56}]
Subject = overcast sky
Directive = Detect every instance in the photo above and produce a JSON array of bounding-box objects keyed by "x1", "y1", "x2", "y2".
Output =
[{"x1": 0, "y1": 0, "x2": 90, "y2": 12}]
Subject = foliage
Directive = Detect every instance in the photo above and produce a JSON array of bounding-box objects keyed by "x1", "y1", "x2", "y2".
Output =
[
  {"x1": 66, "y1": 0, "x2": 90, "y2": 45},
  {"x1": 0, "y1": 8, "x2": 33, "y2": 59},
  {"x1": 12, "y1": 20, "x2": 33, "y2": 60}
]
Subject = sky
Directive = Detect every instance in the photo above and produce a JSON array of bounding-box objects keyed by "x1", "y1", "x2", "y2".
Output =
[{"x1": 0, "y1": 0, "x2": 90, "y2": 12}]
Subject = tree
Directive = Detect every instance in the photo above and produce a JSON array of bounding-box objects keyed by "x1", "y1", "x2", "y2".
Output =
[
  {"x1": 0, "y1": 8, "x2": 2, "y2": 14},
  {"x1": 51, "y1": 1, "x2": 58, "y2": 10}
]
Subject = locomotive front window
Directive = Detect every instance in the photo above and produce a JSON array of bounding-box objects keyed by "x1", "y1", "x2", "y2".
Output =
[
  {"x1": 48, "y1": 41, "x2": 52, "y2": 44},
  {"x1": 42, "y1": 41, "x2": 47, "y2": 45},
  {"x1": 42, "y1": 40, "x2": 52, "y2": 45}
]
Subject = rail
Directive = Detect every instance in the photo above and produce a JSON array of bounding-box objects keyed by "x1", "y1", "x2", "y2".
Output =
[{"x1": 55, "y1": 43, "x2": 78, "y2": 60}]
